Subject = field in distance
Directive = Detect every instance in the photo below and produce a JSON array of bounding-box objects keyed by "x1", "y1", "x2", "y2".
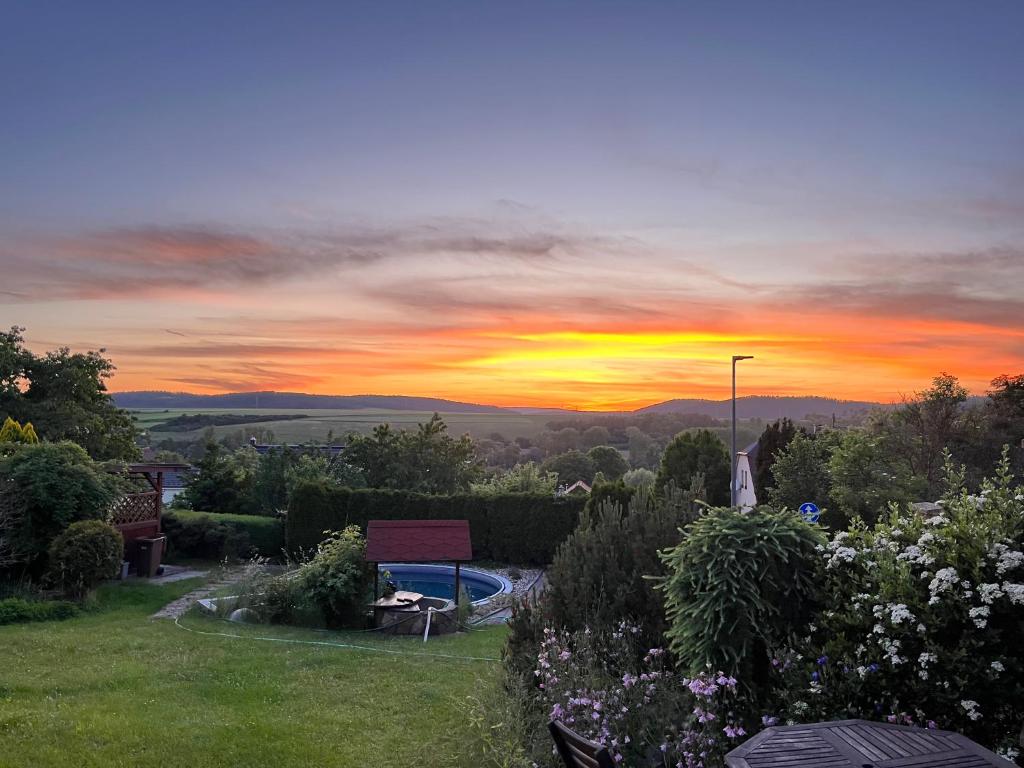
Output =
[{"x1": 133, "y1": 408, "x2": 555, "y2": 443}]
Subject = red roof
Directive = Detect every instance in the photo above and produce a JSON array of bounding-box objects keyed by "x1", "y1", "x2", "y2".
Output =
[{"x1": 364, "y1": 519, "x2": 473, "y2": 563}]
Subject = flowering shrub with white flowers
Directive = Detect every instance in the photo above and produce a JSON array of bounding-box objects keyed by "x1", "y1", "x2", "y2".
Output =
[
  {"x1": 771, "y1": 452, "x2": 1024, "y2": 759},
  {"x1": 533, "y1": 622, "x2": 749, "y2": 767}
]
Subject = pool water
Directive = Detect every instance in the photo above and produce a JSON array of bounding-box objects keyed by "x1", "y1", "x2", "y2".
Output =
[{"x1": 379, "y1": 564, "x2": 506, "y2": 603}]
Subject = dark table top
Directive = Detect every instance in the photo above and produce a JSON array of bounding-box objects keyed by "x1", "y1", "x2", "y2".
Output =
[{"x1": 725, "y1": 719, "x2": 1017, "y2": 768}]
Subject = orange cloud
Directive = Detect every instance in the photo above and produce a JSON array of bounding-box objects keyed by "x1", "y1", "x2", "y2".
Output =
[{"x1": 6, "y1": 221, "x2": 1023, "y2": 410}]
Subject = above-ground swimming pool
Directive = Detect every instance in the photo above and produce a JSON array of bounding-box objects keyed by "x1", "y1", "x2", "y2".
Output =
[{"x1": 379, "y1": 563, "x2": 511, "y2": 604}]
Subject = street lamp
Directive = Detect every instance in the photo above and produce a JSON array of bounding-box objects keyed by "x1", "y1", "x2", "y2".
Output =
[{"x1": 731, "y1": 355, "x2": 754, "y2": 507}]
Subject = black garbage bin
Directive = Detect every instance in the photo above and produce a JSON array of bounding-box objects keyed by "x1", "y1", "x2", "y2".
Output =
[{"x1": 136, "y1": 536, "x2": 166, "y2": 578}]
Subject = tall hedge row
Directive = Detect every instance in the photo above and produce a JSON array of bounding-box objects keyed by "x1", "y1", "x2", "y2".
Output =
[{"x1": 286, "y1": 481, "x2": 586, "y2": 565}]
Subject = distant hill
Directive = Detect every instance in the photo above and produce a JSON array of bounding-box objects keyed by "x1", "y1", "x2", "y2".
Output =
[
  {"x1": 636, "y1": 396, "x2": 884, "y2": 421},
  {"x1": 113, "y1": 391, "x2": 510, "y2": 413}
]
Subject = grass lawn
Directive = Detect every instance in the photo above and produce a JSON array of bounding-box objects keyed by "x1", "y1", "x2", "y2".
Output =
[{"x1": 0, "y1": 579, "x2": 507, "y2": 767}]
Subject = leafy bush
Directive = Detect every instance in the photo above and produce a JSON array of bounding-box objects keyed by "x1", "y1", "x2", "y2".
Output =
[
  {"x1": 545, "y1": 483, "x2": 701, "y2": 644},
  {"x1": 772, "y1": 452, "x2": 1024, "y2": 756},
  {"x1": 162, "y1": 510, "x2": 284, "y2": 560},
  {"x1": 540, "y1": 450, "x2": 595, "y2": 486},
  {"x1": 287, "y1": 483, "x2": 584, "y2": 565},
  {"x1": 179, "y1": 440, "x2": 260, "y2": 516},
  {"x1": 656, "y1": 429, "x2": 730, "y2": 505},
  {"x1": 586, "y1": 445, "x2": 629, "y2": 481},
  {"x1": 623, "y1": 467, "x2": 656, "y2": 488},
  {"x1": 0, "y1": 596, "x2": 78, "y2": 625},
  {"x1": 244, "y1": 526, "x2": 373, "y2": 628},
  {"x1": 0, "y1": 441, "x2": 123, "y2": 570},
  {"x1": 46, "y1": 520, "x2": 123, "y2": 598},
  {"x1": 659, "y1": 506, "x2": 824, "y2": 694},
  {"x1": 469, "y1": 462, "x2": 557, "y2": 495}
]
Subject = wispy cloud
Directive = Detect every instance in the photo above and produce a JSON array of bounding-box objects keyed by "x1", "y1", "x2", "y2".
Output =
[
  {"x1": 6, "y1": 213, "x2": 1023, "y2": 408},
  {"x1": 0, "y1": 218, "x2": 622, "y2": 301}
]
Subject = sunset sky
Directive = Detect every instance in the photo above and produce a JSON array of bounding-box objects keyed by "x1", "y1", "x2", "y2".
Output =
[{"x1": 2, "y1": 2, "x2": 1023, "y2": 410}]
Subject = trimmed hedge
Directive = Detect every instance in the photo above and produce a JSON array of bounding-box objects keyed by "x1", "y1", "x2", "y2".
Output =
[
  {"x1": 0, "y1": 597, "x2": 78, "y2": 625},
  {"x1": 162, "y1": 510, "x2": 285, "y2": 560},
  {"x1": 287, "y1": 482, "x2": 586, "y2": 565}
]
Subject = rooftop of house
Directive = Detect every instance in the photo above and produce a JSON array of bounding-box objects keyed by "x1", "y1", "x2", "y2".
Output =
[
  {"x1": 364, "y1": 519, "x2": 473, "y2": 563},
  {"x1": 249, "y1": 439, "x2": 345, "y2": 457}
]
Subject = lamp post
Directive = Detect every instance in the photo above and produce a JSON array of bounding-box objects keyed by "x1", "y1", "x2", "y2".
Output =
[{"x1": 731, "y1": 355, "x2": 754, "y2": 507}]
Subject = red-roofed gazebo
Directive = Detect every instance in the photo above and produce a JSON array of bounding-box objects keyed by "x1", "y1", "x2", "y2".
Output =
[{"x1": 365, "y1": 519, "x2": 473, "y2": 602}]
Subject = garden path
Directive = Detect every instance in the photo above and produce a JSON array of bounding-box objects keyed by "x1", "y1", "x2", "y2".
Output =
[{"x1": 150, "y1": 566, "x2": 250, "y2": 619}]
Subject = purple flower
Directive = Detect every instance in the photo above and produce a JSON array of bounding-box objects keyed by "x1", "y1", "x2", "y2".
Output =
[
  {"x1": 761, "y1": 715, "x2": 779, "y2": 727},
  {"x1": 817, "y1": 655, "x2": 828, "y2": 665}
]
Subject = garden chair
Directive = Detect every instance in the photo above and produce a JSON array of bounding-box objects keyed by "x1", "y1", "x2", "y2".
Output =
[{"x1": 548, "y1": 720, "x2": 616, "y2": 768}]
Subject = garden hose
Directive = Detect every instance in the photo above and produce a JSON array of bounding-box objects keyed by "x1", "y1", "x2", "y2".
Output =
[{"x1": 172, "y1": 614, "x2": 501, "y2": 662}]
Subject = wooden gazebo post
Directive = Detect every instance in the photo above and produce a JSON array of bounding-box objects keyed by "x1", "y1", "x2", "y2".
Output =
[{"x1": 454, "y1": 561, "x2": 461, "y2": 606}]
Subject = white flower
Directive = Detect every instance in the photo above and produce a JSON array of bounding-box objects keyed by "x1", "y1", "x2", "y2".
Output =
[
  {"x1": 929, "y1": 568, "x2": 959, "y2": 597},
  {"x1": 960, "y1": 700, "x2": 982, "y2": 721},
  {"x1": 979, "y1": 583, "x2": 1003, "y2": 605},
  {"x1": 826, "y1": 547, "x2": 857, "y2": 568},
  {"x1": 1002, "y1": 583, "x2": 1024, "y2": 605},
  {"x1": 990, "y1": 661, "x2": 1005, "y2": 674},
  {"x1": 889, "y1": 604, "x2": 915, "y2": 625},
  {"x1": 926, "y1": 515, "x2": 948, "y2": 526},
  {"x1": 918, "y1": 652, "x2": 937, "y2": 665},
  {"x1": 993, "y1": 546, "x2": 1024, "y2": 576},
  {"x1": 969, "y1": 606, "x2": 990, "y2": 629}
]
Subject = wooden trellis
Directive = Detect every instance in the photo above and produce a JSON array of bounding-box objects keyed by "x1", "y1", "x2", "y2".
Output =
[{"x1": 108, "y1": 492, "x2": 159, "y2": 526}]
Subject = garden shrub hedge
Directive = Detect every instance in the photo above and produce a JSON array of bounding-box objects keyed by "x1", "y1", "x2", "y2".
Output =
[
  {"x1": 162, "y1": 510, "x2": 285, "y2": 560},
  {"x1": 287, "y1": 482, "x2": 586, "y2": 564},
  {"x1": 0, "y1": 597, "x2": 78, "y2": 625},
  {"x1": 47, "y1": 520, "x2": 124, "y2": 598}
]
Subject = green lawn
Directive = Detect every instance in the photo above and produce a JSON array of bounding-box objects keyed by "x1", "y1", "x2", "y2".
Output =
[{"x1": 0, "y1": 579, "x2": 506, "y2": 767}]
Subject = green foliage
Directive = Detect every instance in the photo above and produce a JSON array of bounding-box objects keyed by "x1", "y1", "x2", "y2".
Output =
[
  {"x1": 655, "y1": 428, "x2": 730, "y2": 505},
  {"x1": 768, "y1": 431, "x2": 833, "y2": 514},
  {"x1": 46, "y1": 520, "x2": 123, "y2": 598},
  {"x1": 539, "y1": 449, "x2": 595, "y2": 486},
  {"x1": 344, "y1": 413, "x2": 481, "y2": 493},
  {"x1": 622, "y1": 467, "x2": 656, "y2": 488},
  {"x1": 625, "y1": 426, "x2": 662, "y2": 469},
  {"x1": 287, "y1": 482, "x2": 585, "y2": 565},
  {"x1": 826, "y1": 430, "x2": 920, "y2": 528},
  {"x1": 659, "y1": 506, "x2": 824, "y2": 694},
  {"x1": 0, "y1": 416, "x2": 39, "y2": 444},
  {"x1": 469, "y1": 462, "x2": 557, "y2": 495},
  {"x1": 180, "y1": 440, "x2": 259, "y2": 515},
  {"x1": 546, "y1": 484, "x2": 703, "y2": 642},
  {"x1": 585, "y1": 445, "x2": 629, "y2": 481},
  {"x1": 869, "y1": 372, "x2": 973, "y2": 498},
  {"x1": 0, "y1": 441, "x2": 122, "y2": 568},
  {"x1": 246, "y1": 526, "x2": 373, "y2": 628},
  {"x1": 754, "y1": 418, "x2": 798, "y2": 495},
  {"x1": 781, "y1": 451, "x2": 1024, "y2": 753},
  {"x1": 161, "y1": 510, "x2": 284, "y2": 560},
  {"x1": 0, "y1": 596, "x2": 78, "y2": 625},
  {"x1": 0, "y1": 326, "x2": 138, "y2": 460},
  {"x1": 580, "y1": 425, "x2": 611, "y2": 449}
]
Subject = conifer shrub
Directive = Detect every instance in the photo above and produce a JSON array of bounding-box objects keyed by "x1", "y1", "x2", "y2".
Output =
[{"x1": 659, "y1": 506, "x2": 824, "y2": 695}]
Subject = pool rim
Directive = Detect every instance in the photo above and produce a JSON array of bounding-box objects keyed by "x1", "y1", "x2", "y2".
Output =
[{"x1": 377, "y1": 562, "x2": 513, "y2": 606}]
